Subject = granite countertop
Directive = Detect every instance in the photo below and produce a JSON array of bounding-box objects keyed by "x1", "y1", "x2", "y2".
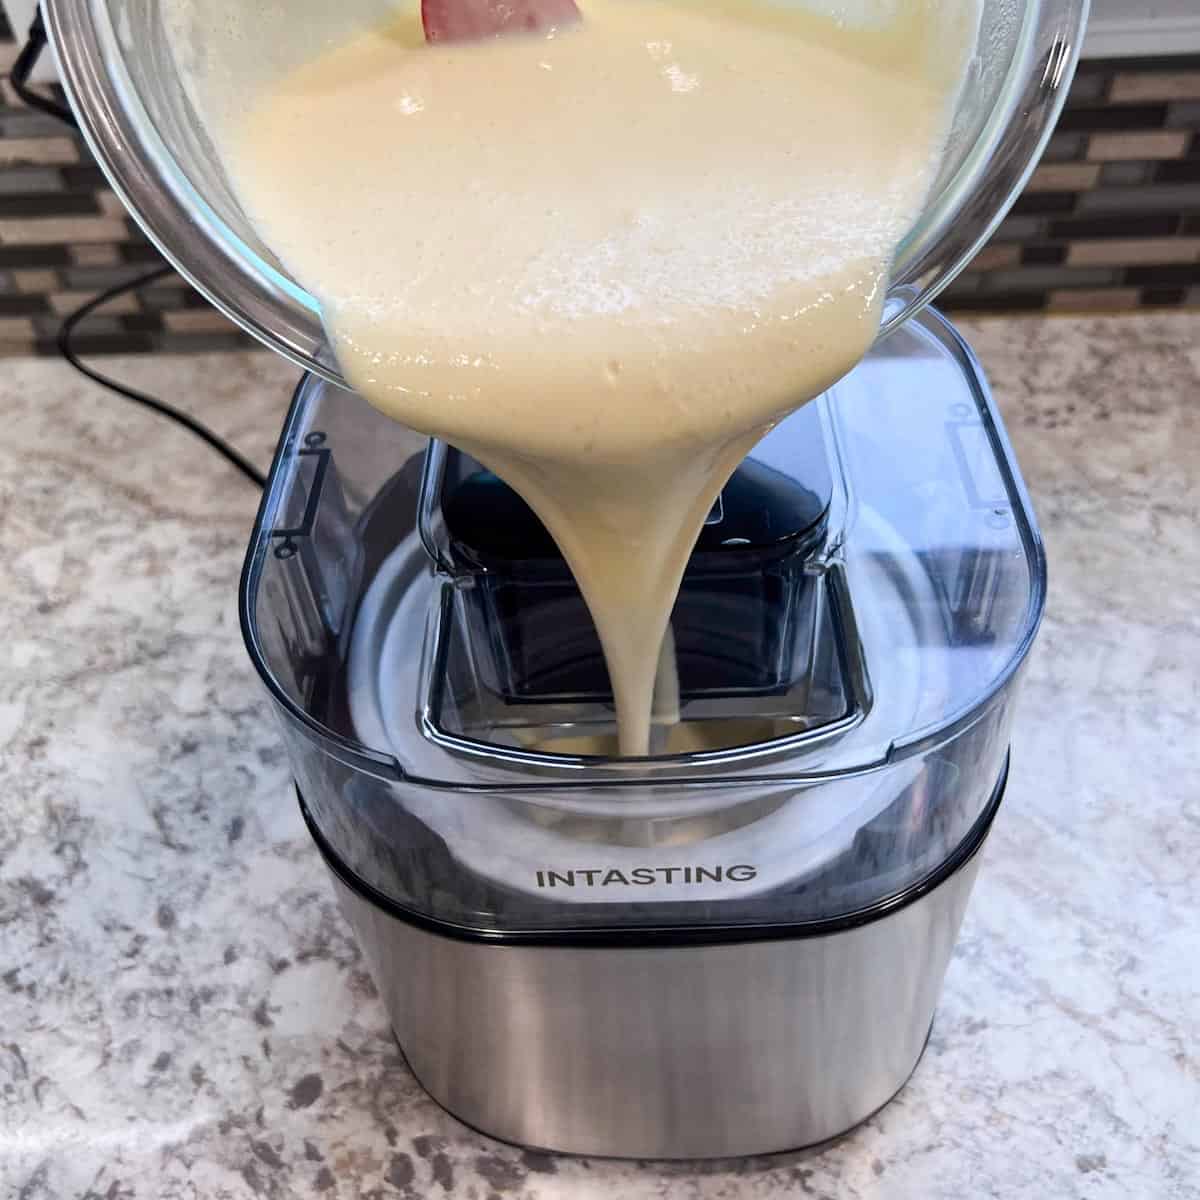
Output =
[{"x1": 2, "y1": 312, "x2": 1198, "y2": 1199}]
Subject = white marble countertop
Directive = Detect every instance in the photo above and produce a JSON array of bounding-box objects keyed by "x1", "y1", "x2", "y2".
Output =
[{"x1": 2, "y1": 312, "x2": 1198, "y2": 1199}]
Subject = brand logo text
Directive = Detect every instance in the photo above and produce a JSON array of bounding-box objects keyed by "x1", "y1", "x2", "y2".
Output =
[{"x1": 534, "y1": 864, "x2": 758, "y2": 888}]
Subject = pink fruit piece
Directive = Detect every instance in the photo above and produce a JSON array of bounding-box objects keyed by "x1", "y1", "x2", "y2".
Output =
[{"x1": 422, "y1": 0, "x2": 582, "y2": 43}]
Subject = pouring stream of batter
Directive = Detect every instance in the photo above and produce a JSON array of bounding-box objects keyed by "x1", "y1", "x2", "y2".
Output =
[{"x1": 225, "y1": 0, "x2": 975, "y2": 754}]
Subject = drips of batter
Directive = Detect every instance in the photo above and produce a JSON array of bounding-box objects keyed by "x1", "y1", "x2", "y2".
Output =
[{"x1": 224, "y1": 0, "x2": 975, "y2": 754}]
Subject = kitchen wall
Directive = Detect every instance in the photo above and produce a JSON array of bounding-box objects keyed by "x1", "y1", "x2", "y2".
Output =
[
  {"x1": 1086, "y1": 0, "x2": 1200, "y2": 58},
  {"x1": 942, "y1": 56, "x2": 1200, "y2": 314},
  {"x1": 0, "y1": 9, "x2": 254, "y2": 357},
  {"x1": 0, "y1": 11, "x2": 1197, "y2": 357}
]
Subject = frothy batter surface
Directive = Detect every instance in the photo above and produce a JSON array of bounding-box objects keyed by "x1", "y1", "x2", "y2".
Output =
[{"x1": 225, "y1": 0, "x2": 974, "y2": 753}]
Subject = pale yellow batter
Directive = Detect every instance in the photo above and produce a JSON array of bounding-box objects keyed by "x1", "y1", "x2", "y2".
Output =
[{"x1": 225, "y1": 0, "x2": 974, "y2": 754}]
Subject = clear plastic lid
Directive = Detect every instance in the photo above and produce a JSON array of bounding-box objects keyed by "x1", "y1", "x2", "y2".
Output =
[{"x1": 240, "y1": 308, "x2": 1045, "y2": 933}]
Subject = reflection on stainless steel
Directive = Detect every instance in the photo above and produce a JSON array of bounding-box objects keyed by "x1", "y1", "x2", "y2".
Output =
[{"x1": 329, "y1": 835, "x2": 986, "y2": 1159}]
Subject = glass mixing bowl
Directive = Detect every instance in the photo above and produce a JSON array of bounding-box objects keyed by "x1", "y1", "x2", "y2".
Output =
[{"x1": 45, "y1": 0, "x2": 1087, "y2": 383}]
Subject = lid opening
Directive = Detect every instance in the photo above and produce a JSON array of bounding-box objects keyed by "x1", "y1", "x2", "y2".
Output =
[{"x1": 410, "y1": 404, "x2": 867, "y2": 763}]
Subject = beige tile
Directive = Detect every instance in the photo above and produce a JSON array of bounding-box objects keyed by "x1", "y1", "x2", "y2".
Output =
[
  {"x1": 14, "y1": 270, "x2": 59, "y2": 294},
  {"x1": 0, "y1": 318, "x2": 36, "y2": 341},
  {"x1": 0, "y1": 42, "x2": 20, "y2": 75},
  {"x1": 96, "y1": 191, "x2": 133, "y2": 218},
  {"x1": 968, "y1": 244, "x2": 1021, "y2": 270},
  {"x1": 0, "y1": 138, "x2": 78, "y2": 167},
  {"x1": 1111, "y1": 72, "x2": 1200, "y2": 104},
  {"x1": 0, "y1": 217, "x2": 128, "y2": 246},
  {"x1": 49, "y1": 290, "x2": 139, "y2": 316},
  {"x1": 70, "y1": 244, "x2": 122, "y2": 267},
  {"x1": 1087, "y1": 131, "x2": 1190, "y2": 162},
  {"x1": 1047, "y1": 288, "x2": 1141, "y2": 312},
  {"x1": 1026, "y1": 163, "x2": 1101, "y2": 192},
  {"x1": 1067, "y1": 238, "x2": 1200, "y2": 268},
  {"x1": 163, "y1": 308, "x2": 238, "y2": 334}
]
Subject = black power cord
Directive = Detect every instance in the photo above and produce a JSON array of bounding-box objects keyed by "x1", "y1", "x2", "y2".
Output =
[
  {"x1": 12, "y1": 17, "x2": 267, "y2": 491},
  {"x1": 57, "y1": 269, "x2": 269, "y2": 489},
  {"x1": 11, "y1": 13, "x2": 77, "y2": 128}
]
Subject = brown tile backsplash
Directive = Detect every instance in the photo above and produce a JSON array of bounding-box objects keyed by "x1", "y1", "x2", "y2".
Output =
[
  {"x1": 1087, "y1": 130, "x2": 1191, "y2": 161},
  {"x1": 0, "y1": 4, "x2": 1197, "y2": 355},
  {"x1": 938, "y1": 51, "x2": 1200, "y2": 316},
  {"x1": 69, "y1": 243, "x2": 121, "y2": 267},
  {"x1": 1110, "y1": 72, "x2": 1200, "y2": 104},
  {"x1": 1047, "y1": 286, "x2": 1142, "y2": 311},
  {"x1": 1075, "y1": 182, "x2": 1200, "y2": 214},
  {"x1": 0, "y1": 314, "x2": 34, "y2": 340},
  {"x1": 0, "y1": 137, "x2": 78, "y2": 166},
  {"x1": 1026, "y1": 163, "x2": 1103, "y2": 192},
  {"x1": 1167, "y1": 102, "x2": 1200, "y2": 130},
  {"x1": 1066, "y1": 236, "x2": 1200, "y2": 266}
]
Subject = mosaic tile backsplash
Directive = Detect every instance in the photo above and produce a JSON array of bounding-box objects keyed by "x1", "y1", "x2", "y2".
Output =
[{"x1": 1, "y1": 14, "x2": 1198, "y2": 357}]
